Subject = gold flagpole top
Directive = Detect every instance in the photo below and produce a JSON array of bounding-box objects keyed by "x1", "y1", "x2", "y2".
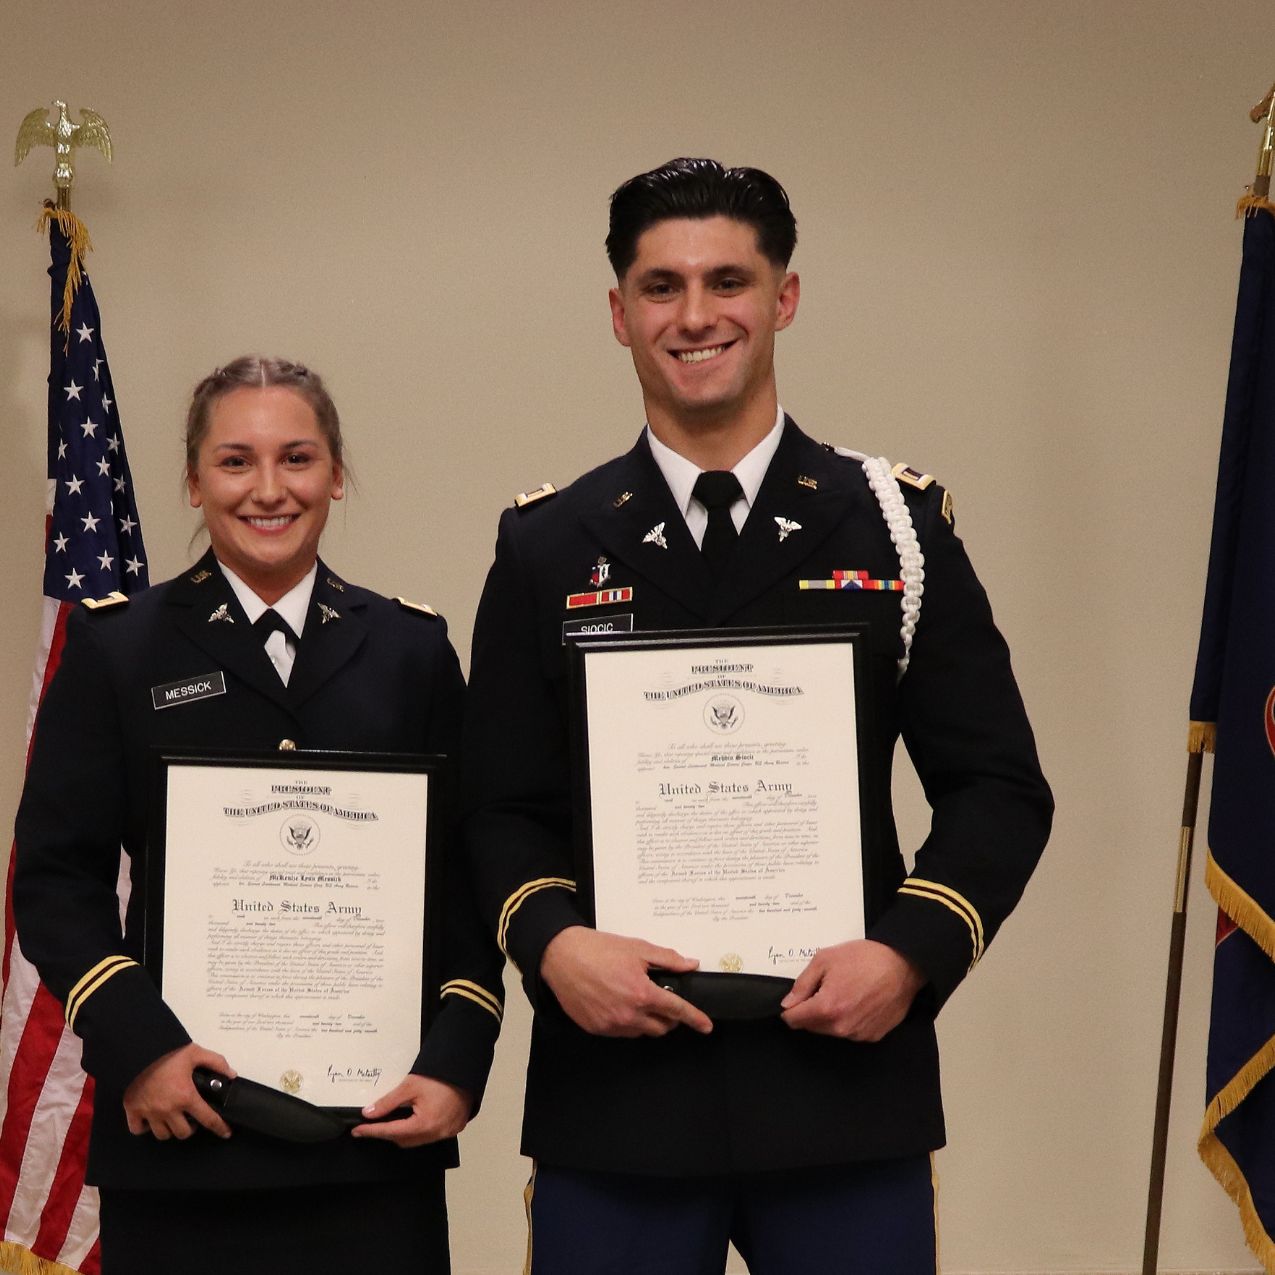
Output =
[
  {"x1": 14, "y1": 100, "x2": 112, "y2": 210},
  {"x1": 1249, "y1": 83, "x2": 1275, "y2": 201}
]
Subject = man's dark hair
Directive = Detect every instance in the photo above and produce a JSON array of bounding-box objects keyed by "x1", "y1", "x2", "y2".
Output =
[{"x1": 606, "y1": 158, "x2": 797, "y2": 278}]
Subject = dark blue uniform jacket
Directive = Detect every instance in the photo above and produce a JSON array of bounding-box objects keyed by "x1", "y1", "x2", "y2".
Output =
[
  {"x1": 15, "y1": 551, "x2": 504, "y2": 1190},
  {"x1": 463, "y1": 419, "x2": 1051, "y2": 1175}
]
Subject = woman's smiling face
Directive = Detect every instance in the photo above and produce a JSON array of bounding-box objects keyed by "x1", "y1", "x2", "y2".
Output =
[{"x1": 187, "y1": 384, "x2": 343, "y2": 603}]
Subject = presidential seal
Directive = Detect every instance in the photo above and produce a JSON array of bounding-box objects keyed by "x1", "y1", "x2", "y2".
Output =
[
  {"x1": 704, "y1": 694, "x2": 743, "y2": 734},
  {"x1": 280, "y1": 1069, "x2": 303, "y2": 1094},
  {"x1": 280, "y1": 814, "x2": 320, "y2": 856},
  {"x1": 719, "y1": 952, "x2": 744, "y2": 973}
]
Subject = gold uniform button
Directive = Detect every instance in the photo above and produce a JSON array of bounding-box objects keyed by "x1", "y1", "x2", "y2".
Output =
[{"x1": 278, "y1": 739, "x2": 297, "y2": 751}]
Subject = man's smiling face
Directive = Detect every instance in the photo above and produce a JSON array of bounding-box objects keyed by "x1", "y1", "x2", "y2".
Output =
[{"x1": 608, "y1": 215, "x2": 799, "y2": 436}]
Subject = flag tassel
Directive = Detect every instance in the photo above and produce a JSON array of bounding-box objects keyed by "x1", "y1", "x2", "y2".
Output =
[{"x1": 34, "y1": 203, "x2": 92, "y2": 339}]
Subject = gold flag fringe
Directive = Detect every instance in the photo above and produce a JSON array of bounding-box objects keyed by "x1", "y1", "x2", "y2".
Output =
[
  {"x1": 34, "y1": 203, "x2": 93, "y2": 340},
  {"x1": 1198, "y1": 852, "x2": 1275, "y2": 1270},
  {"x1": 1237, "y1": 192, "x2": 1275, "y2": 220},
  {"x1": 0, "y1": 1239, "x2": 87, "y2": 1275},
  {"x1": 1199, "y1": 1126, "x2": 1275, "y2": 1273},
  {"x1": 1207, "y1": 852, "x2": 1275, "y2": 963},
  {"x1": 1188, "y1": 720, "x2": 1217, "y2": 754}
]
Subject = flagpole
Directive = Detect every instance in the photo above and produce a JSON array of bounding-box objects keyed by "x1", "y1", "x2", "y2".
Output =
[{"x1": 1141, "y1": 741, "x2": 1209, "y2": 1275}]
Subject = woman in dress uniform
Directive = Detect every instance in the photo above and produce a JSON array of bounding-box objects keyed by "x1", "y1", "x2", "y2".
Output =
[{"x1": 14, "y1": 356, "x2": 503, "y2": 1274}]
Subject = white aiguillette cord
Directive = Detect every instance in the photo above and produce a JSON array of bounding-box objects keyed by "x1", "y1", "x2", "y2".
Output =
[{"x1": 830, "y1": 448, "x2": 925, "y2": 679}]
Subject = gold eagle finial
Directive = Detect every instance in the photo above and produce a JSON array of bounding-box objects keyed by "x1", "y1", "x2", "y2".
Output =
[{"x1": 15, "y1": 101, "x2": 112, "y2": 208}]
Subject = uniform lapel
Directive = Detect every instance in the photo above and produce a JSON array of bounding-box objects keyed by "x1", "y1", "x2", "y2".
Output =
[
  {"x1": 710, "y1": 420, "x2": 868, "y2": 622},
  {"x1": 165, "y1": 549, "x2": 293, "y2": 710},
  {"x1": 285, "y1": 563, "x2": 368, "y2": 707},
  {"x1": 577, "y1": 435, "x2": 718, "y2": 621}
]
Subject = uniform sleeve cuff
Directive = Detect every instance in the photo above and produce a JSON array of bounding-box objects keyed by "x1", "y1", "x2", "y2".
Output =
[
  {"x1": 868, "y1": 885, "x2": 985, "y2": 1010},
  {"x1": 412, "y1": 994, "x2": 502, "y2": 1113},
  {"x1": 504, "y1": 886, "x2": 587, "y2": 1008},
  {"x1": 74, "y1": 964, "x2": 191, "y2": 1093}
]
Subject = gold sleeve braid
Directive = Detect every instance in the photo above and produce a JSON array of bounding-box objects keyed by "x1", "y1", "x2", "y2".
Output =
[
  {"x1": 497, "y1": 878, "x2": 577, "y2": 954},
  {"x1": 897, "y1": 878, "x2": 985, "y2": 972},
  {"x1": 440, "y1": 979, "x2": 503, "y2": 1022},
  {"x1": 65, "y1": 955, "x2": 138, "y2": 1030}
]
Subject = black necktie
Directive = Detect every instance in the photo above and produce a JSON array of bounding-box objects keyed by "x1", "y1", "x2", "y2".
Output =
[
  {"x1": 254, "y1": 609, "x2": 298, "y2": 645},
  {"x1": 693, "y1": 470, "x2": 743, "y2": 577}
]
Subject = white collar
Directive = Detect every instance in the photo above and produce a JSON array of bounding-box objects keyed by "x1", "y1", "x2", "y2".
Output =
[
  {"x1": 217, "y1": 561, "x2": 318, "y2": 637},
  {"x1": 645, "y1": 404, "x2": 786, "y2": 517}
]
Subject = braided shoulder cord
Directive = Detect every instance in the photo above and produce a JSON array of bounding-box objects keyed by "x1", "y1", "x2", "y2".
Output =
[{"x1": 831, "y1": 448, "x2": 926, "y2": 678}]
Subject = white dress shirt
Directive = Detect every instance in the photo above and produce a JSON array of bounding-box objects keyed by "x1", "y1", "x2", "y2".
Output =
[
  {"x1": 645, "y1": 405, "x2": 785, "y2": 548},
  {"x1": 218, "y1": 560, "x2": 317, "y2": 686}
]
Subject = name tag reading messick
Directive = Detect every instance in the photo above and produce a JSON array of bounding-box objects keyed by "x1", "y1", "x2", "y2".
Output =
[{"x1": 151, "y1": 672, "x2": 227, "y2": 711}]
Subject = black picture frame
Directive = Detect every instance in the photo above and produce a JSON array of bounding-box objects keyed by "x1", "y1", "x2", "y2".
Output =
[
  {"x1": 145, "y1": 747, "x2": 444, "y2": 1114},
  {"x1": 566, "y1": 625, "x2": 877, "y2": 1017}
]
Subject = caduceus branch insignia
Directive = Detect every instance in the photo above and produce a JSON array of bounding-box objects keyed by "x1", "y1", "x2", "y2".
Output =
[{"x1": 14, "y1": 100, "x2": 112, "y2": 208}]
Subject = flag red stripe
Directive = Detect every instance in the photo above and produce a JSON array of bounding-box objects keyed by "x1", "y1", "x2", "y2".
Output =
[
  {"x1": 3, "y1": 840, "x2": 18, "y2": 999},
  {"x1": 31, "y1": 1078, "x2": 96, "y2": 1262},
  {"x1": 0, "y1": 983, "x2": 71, "y2": 1229},
  {"x1": 0, "y1": 599, "x2": 80, "y2": 1237},
  {"x1": 39, "y1": 605, "x2": 72, "y2": 708}
]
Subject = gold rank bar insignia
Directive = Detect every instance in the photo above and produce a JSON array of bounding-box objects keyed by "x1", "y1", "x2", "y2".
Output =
[{"x1": 515, "y1": 483, "x2": 557, "y2": 508}]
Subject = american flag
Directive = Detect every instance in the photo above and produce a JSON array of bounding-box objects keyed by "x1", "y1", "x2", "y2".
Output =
[{"x1": 0, "y1": 209, "x2": 148, "y2": 1275}]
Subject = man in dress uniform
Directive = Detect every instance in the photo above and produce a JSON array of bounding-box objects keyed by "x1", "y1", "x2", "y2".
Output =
[{"x1": 463, "y1": 158, "x2": 1052, "y2": 1273}]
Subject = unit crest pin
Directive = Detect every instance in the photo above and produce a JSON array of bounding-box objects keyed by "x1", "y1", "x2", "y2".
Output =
[{"x1": 590, "y1": 557, "x2": 611, "y2": 587}]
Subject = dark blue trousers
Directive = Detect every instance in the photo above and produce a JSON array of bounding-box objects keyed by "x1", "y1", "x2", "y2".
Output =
[
  {"x1": 99, "y1": 1175, "x2": 450, "y2": 1274},
  {"x1": 525, "y1": 1156, "x2": 938, "y2": 1274}
]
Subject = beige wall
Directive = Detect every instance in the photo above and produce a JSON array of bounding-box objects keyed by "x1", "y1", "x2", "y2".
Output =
[{"x1": 0, "y1": 2, "x2": 1267, "y2": 1271}]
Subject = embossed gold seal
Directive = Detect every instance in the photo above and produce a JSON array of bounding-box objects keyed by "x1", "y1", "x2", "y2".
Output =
[
  {"x1": 280, "y1": 1069, "x2": 302, "y2": 1094},
  {"x1": 719, "y1": 953, "x2": 743, "y2": 973}
]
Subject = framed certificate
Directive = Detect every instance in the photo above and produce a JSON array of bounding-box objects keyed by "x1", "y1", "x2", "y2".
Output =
[
  {"x1": 569, "y1": 627, "x2": 873, "y2": 998},
  {"x1": 144, "y1": 749, "x2": 441, "y2": 1112}
]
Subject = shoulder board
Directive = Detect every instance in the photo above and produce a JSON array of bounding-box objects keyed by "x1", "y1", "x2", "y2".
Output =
[
  {"x1": 514, "y1": 482, "x2": 557, "y2": 510},
  {"x1": 940, "y1": 488, "x2": 954, "y2": 525},
  {"x1": 82, "y1": 591, "x2": 129, "y2": 611},
  {"x1": 394, "y1": 596, "x2": 438, "y2": 618},
  {"x1": 891, "y1": 462, "x2": 936, "y2": 491}
]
